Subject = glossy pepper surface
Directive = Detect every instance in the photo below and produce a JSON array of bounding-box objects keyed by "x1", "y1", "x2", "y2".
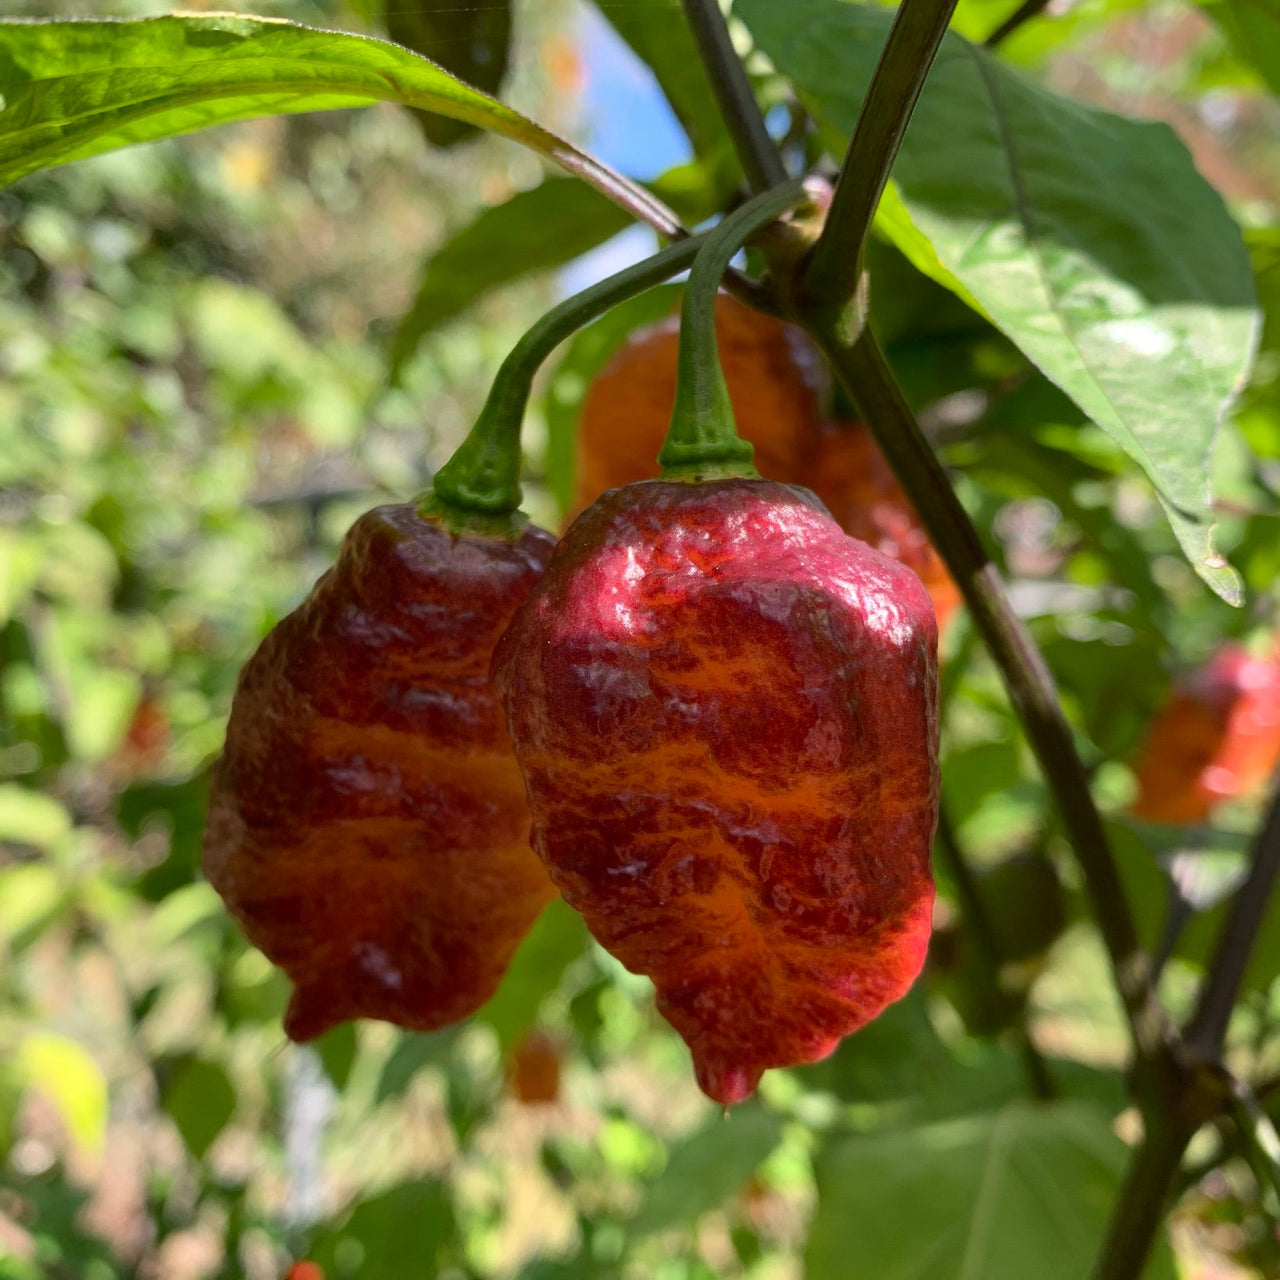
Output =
[
  {"x1": 805, "y1": 422, "x2": 961, "y2": 633},
  {"x1": 203, "y1": 503, "x2": 558, "y2": 1041},
  {"x1": 495, "y1": 479, "x2": 939, "y2": 1104},
  {"x1": 1131, "y1": 643, "x2": 1280, "y2": 824},
  {"x1": 571, "y1": 294, "x2": 825, "y2": 517}
]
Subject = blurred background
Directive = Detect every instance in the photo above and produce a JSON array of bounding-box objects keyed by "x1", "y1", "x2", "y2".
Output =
[{"x1": 2, "y1": 1, "x2": 1280, "y2": 1277}]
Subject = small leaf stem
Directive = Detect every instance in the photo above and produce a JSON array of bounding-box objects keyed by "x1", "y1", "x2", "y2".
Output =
[
  {"x1": 680, "y1": 0, "x2": 788, "y2": 192},
  {"x1": 985, "y1": 0, "x2": 1054, "y2": 48},
  {"x1": 430, "y1": 233, "x2": 710, "y2": 529},
  {"x1": 1227, "y1": 1078, "x2": 1280, "y2": 1215},
  {"x1": 547, "y1": 143, "x2": 688, "y2": 240},
  {"x1": 934, "y1": 807, "x2": 1055, "y2": 1099},
  {"x1": 801, "y1": 0, "x2": 958, "y2": 330},
  {"x1": 659, "y1": 179, "x2": 807, "y2": 479},
  {"x1": 1185, "y1": 775, "x2": 1280, "y2": 1060}
]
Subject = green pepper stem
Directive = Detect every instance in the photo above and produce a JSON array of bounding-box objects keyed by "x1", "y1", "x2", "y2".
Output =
[
  {"x1": 429, "y1": 233, "x2": 712, "y2": 529},
  {"x1": 659, "y1": 179, "x2": 807, "y2": 480}
]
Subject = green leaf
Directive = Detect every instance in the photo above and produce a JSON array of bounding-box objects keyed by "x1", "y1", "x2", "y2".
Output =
[
  {"x1": 0, "y1": 784, "x2": 71, "y2": 851},
  {"x1": 1198, "y1": 0, "x2": 1280, "y2": 98},
  {"x1": 16, "y1": 1032, "x2": 108, "y2": 1156},
  {"x1": 310, "y1": 1181, "x2": 456, "y2": 1280},
  {"x1": 0, "y1": 863, "x2": 68, "y2": 951},
  {"x1": 0, "y1": 16, "x2": 610, "y2": 196},
  {"x1": 390, "y1": 177, "x2": 634, "y2": 376},
  {"x1": 629, "y1": 1101, "x2": 784, "y2": 1237},
  {"x1": 375, "y1": 1031, "x2": 456, "y2": 1105},
  {"x1": 808, "y1": 1102, "x2": 1177, "y2": 1280},
  {"x1": 384, "y1": 0, "x2": 511, "y2": 148},
  {"x1": 737, "y1": 0, "x2": 1259, "y2": 603},
  {"x1": 315, "y1": 1022, "x2": 359, "y2": 1092},
  {"x1": 476, "y1": 897, "x2": 590, "y2": 1050},
  {"x1": 542, "y1": 284, "x2": 685, "y2": 516},
  {"x1": 161, "y1": 1056, "x2": 236, "y2": 1160}
]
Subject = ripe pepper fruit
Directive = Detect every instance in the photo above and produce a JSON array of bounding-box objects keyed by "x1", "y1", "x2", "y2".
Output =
[
  {"x1": 494, "y1": 478, "x2": 939, "y2": 1104},
  {"x1": 203, "y1": 503, "x2": 558, "y2": 1041},
  {"x1": 804, "y1": 421, "x2": 961, "y2": 633},
  {"x1": 1130, "y1": 643, "x2": 1280, "y2": 824},
  {"x1": 572, "y1": 301, "x2": 959, "y2": 630},
  {"x1": 571, "y1": 293, "x2": 826, "y2": 518}
]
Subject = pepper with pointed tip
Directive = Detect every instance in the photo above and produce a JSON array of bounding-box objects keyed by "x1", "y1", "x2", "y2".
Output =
[
  {"x1": 203, "y1": 503, "x2": 557, "y2": 1041},
  {"x1": 495, "y1": 478, "x2": 939, "y2": 1104}
]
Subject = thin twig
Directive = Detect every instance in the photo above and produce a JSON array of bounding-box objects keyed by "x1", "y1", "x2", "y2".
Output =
[
  {"x1": 802, "y1": 0, "x2": 958, "y2": 321},
  {"x1": 1227, "y1": 1077, "x2": 1280, "y2": 1217},
  {"x1": 985, "y1": 0, "x2": 1053, "y2": 48},
  {"x1": 934, "y1": 808, "x2": 1055, "y2": 1099},
  {"x1": 1186, "y1": 776, "x2": 1280, "y2": 1060},
  {"x1": 680, "y1": 0, "x2": 787, "y2": 192},
  {"x1": 549, "y1": 143, "x2": 687, "y2": 239}
]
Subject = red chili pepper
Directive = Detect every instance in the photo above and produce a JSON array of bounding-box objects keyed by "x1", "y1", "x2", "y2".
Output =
[
  {"x1": 1131, "y1": 643, "x2": 1280, "y2": 824},
  {"x1": 495, "y1": 479, "x2": 939, "y2": 1103},
  {"x1": 203, "y1": 503, "x2": 558, "y2": 1041}
]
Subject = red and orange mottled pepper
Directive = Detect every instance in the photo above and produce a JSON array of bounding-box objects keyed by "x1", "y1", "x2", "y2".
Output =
[
  {"x1": 495, "y1": 478, "x2": 939, "y2": 1103},
  {"x1": 203, "y1": 503, "x2": 557, "y2": 1041},
  {"x1": 1131, "y1": 643, "x2": 1280, "y2": 824}
]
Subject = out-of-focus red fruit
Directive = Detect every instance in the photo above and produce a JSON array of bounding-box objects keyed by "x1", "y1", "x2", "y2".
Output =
[
  {"x1": 116, "y1": 695, "x2": 170, "y2": 772},
  {"x1": 571, "y1": 294, "x2": 826, "y2": 519},
  {"x1": 804, "y1": 422, "x2": 961, "y2": 634},
  {"x1": 1131, "y1": 644, "x2": 1280, "y2": 824},
  {"x1": 508, "y1": 1029, "x2": 562, "y2": 1105},
  {"x1": 285, "y1": 1263, "x2": 324, "y2": 1280}
]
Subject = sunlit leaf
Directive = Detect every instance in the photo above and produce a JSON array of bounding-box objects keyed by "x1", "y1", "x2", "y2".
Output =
[
  {"x1": 16, "y1": 1032, "x2": 108, "y2": 1157},
  {"x1": 737, "y1": 0, "x2": 1259, "y2": 603},
  {"x1": 0, "y1": 15, "x2": 633, "y2": 212},
  {"x1": 0, "y1": 784, "x2": 71, "y2": 851},
  {"x1": 808, "y1": 1102, "x2": 1177, "y2": 1280}
]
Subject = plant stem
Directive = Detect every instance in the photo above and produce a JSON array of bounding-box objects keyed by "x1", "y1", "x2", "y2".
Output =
[
  {"x1": 680, "y1": 0, "x2": 788, "y2": 192},
  {"x1": 1091, "y1": 1111, "x2": 1198, "y2": 1280},
  {"x1": 985, "y1": 0, "x2": 1054, "y2": 48},
  {"x1": 1227, "y1": 1077, "x2": 1280, "y2": 1215},
  {"x1": 546, "y1": 142, "x2": 688, "y2": 240},
  {"x1": 801, "y1": 0, "x2": 958, "y2": 328},
  {"x1": 934, "y1": 808, "x2": 1055, "y2": 1099},
  {"x1": 430, "y1": 233, "x2": 710, "y2": 526},
  {"x1": 806, "y1": 326, "x2": 1165, "y2": 1063},
  {"x1": 660, "y1": 179, "x2": 806, "y2": 478},
  {"x1": 1185, "y1": 776, "x2": 1280, "y2": 1059}
]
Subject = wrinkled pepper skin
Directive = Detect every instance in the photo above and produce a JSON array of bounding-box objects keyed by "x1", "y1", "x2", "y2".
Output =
[
  {"x1": 495, "y1": 480, "x2": 939, "y2": 1104},
  {"x1": 203, "y1": 504, "x2": 558, "y2": 1041},
  {"x1": 572, "y1": 294, "x2": 825, "y2": 518},
  {"x1": 1131, "y1": 644, "x2": 1280, "y2": 824},
  {"x1": 805, "y1": 422, "x2": 961, "y2": 633}
]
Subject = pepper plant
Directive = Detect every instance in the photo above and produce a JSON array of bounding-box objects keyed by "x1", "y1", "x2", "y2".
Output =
[{"x1": 1, "y1": 2, "x2": 1279, "y2": 1279}]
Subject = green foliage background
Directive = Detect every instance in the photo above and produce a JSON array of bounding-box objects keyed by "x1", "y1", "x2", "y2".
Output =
[{"x1": 1, "y1": 0, "x2": 1280, "y2": 1278}]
